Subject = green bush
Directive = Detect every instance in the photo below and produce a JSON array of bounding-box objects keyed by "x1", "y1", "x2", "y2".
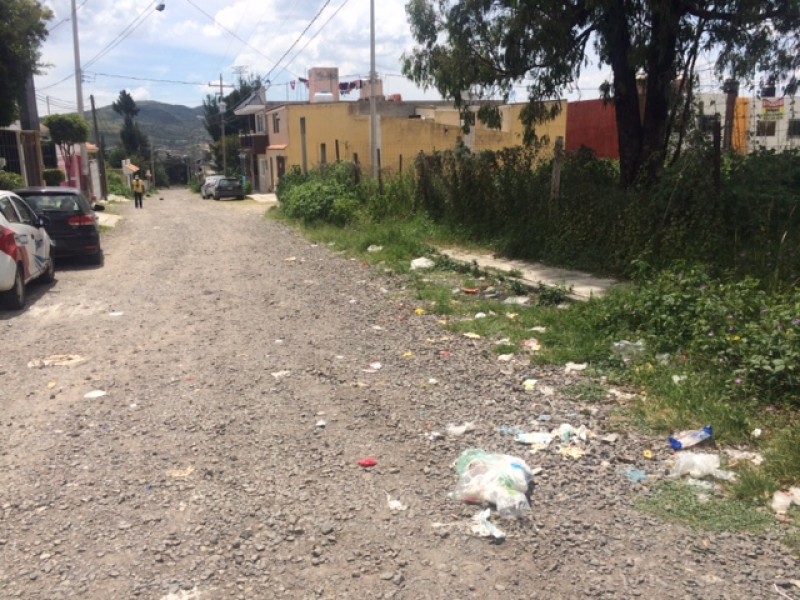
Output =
[
  {"x1": 282, "y1": 179, "x2": 358, "y2": 225},
  {"x1": 43, "y1": 169, "x2": 66, "y2": 186},
  {"x1": 276, "y1": 165, "x2": 308, "y2": 202},
  {"x1": 107, "y1": 171, "x2": 132, "y2": 198},
  {"x1": 0, "y1": 170, "x2": 24, "y2": 190}
]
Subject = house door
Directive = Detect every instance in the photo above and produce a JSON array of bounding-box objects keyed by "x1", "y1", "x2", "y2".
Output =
[{"x1": 276, "y1": 156, "x2": 286, "y2": 180}]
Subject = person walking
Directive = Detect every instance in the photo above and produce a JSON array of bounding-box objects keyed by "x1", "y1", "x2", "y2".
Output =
[{"x1": 133, "y1": 174, "x2": 145, "y2": 209}]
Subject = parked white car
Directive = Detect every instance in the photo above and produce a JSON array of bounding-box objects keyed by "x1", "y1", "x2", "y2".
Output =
[
  {"x1": 0, "y1": 190, "x2": 55, "y2": 310},
  {"x1": 201, "y1": 175, "x2": 225, "y2": 199}
]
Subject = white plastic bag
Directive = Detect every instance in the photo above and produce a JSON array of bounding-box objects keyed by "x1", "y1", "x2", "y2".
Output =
[
  {"x1": 451, "y1": 449, "x2": 534, "y2": 518},
  {"x1": 669, "y1": 452, "x2": 735, "y2": 481}
]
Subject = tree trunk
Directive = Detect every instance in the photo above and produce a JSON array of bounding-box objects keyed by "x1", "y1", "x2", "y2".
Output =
[
  {"x1": 640, "y1": 1, "x2": 680, "y2": 184},
  {"x1": 602, "y1": 3, "x2": 643, "y2": 187}
]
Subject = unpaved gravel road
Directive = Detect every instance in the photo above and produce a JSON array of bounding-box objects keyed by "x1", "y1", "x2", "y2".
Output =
[{"x1": 1, "y1": 188, "x2": 796, "y2": 599}]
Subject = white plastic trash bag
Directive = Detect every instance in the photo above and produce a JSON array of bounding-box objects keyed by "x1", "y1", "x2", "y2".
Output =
[
  {"x1": 451, "y1": 448, "x2": 534, "y2": 519},
  {"x1": 410, "y1": 257, "x2": 435, "y2": 270}
]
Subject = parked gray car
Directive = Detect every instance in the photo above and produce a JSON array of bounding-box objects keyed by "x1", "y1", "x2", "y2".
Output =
[{"x1": 201, "y1": 175, "x2": 225, "y2": 199}]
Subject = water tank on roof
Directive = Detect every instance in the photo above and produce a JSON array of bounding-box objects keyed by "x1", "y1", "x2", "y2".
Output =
[{"x1": 313, "y1": 91, "x2": 335, "y2": 103}]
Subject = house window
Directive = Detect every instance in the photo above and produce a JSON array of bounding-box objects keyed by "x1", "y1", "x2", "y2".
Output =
[
  {"x1": 320, "y1": 143, "x2": 327, "y2": 165},
  {"x1": 272, "y1": 114, "x2": 280, "y2": 134},
  {"x1": 756, "y1": 120, "x2": 776, "y2": 136},
  {"x1": 788, "y1": 119, "x2": 800, "y2": 138},
  {"x1": 697, "y1": 114, "x2": 720, "y2": 134},
  {"x1": 255, "y1": 114, "x2": 265, "y2": 133}
]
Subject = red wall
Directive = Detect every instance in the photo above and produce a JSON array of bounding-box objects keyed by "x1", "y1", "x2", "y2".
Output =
[{"x1": 566, "y1": 99, "x2": 619, "y2": 159}]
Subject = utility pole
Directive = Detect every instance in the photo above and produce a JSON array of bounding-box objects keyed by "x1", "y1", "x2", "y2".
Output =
[
  {"x1": 90, "y1": 95, "x2": 108, "y2": 200},
  {"x1": 369, "y1": 0, "x2": 378, "y2": 179},
  {"x1": 722, "y1": 79, "x2": 739, "y2": 152},
  {"x1": 209, "y1": 74, "x2": 234, "y2": 176},
  {"x1": 71, "y1": 0, "x2": 90, "y2": 195}
]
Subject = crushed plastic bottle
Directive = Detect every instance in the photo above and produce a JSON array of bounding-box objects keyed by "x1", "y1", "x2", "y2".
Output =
[{"x1": 669, "y1": 426, "x2": 713, "y2": 451}]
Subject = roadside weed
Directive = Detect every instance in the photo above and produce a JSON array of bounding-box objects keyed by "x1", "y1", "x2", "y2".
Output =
[{"x1": 637, "y1": 482, "x2": 775, "y2": 533}]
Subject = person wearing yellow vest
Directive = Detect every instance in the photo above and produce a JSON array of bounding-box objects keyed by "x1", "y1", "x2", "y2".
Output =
[{"x1": 132, "y1": 174, "x2": 145, "y2": 209}]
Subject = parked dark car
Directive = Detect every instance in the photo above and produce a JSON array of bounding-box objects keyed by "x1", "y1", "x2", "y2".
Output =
[
  {"x1": 15, "y1": 187, "x2": 104, "y2": 265},
  {"x1": 212, "y1": 178, "x2": 245, "y2": 200}
]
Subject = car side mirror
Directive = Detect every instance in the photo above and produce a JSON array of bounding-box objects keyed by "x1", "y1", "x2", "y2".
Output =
[
  {"x1": 93, "y1": 204, "x2": 106, "y2": 212},
  {"x1": 37, "y1": 215, "x2": 51, "y2": 227}
]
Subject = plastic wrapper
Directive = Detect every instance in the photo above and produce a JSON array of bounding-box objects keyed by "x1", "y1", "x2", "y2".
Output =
[
  {"x1": 451, "y1": 449, "x2": 534, "y2": 519},
  {"x1": 669, "y1": 451, "x2": 736, "y2": 481},
  {"x1": 669, "y1": 426, "x2": 713, "y2": 450}
]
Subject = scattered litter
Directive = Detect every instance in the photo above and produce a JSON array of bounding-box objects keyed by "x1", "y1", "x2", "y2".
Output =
[
  {"x1": 669, "y1": 426, "x2": 713, "y2": 450},
  {"x1": 600, "y1": 433, "x2": 619, "y2": 444},
  {"x1": 410, "y1": 257, "x2": 435, "y2": 270},
  {"x1": 463, "y1": 332, "x2": 482, "y2": 339},
  {"x1": 427, "y1": 377, "x2": 438, "y2": 385},
  {"x1": 671, "y1": 374, "x2": 687, "y2": 384},
  {"x1": 608, "y1": 388, "x2": 636, "y2": 400},
  {"x1": 538, "y1": 385, "x2": 555, "y2": 397},
  {"x1": 625, "y1": 468, "x2": 648, "y2": 483},
  {"x1": 537, "y1": 414, "x2": 552, "y2": 422},
  {"x1": 367, "y1": 245, "x2": 383, "y2": 253},
  {"x1": 271, "y1": 370, "x2": 291, "y2": 380},
  {"x1": 643, "y1": 450, "x2": 654, "y2": 460},
  {"x1": 498, "y1": 425, "x2": 526, "y2": 436},
  {"x1": 506, "y1": 312, "x2": 518, "y2": 320},
  {"x1": 559, "y1": 447, "x2": 587, "y2": 460},
  {"x1": 463, "y1": 288, "x2": 480, "y2": 295},
  {"x1": 402, "y1": 351, "x2": 414, "y2": 358},
  {"x1": 83, "y1": 390, "x2": 107, "y2": 399},
  {"x1": 612, "y1": 339, "x2": 646, "y2": 363},
  {"x1": 108, "y1": 311, "x2": 124, "y2": 317},
  {"x1": 470, "y1": 508, "x2": 506, "y2": 540},
  {"x1": 451, "y1": 449, "x2": 534, "y2": 519},
  {"x1": 426, "y1": 431, "x2": 444, "y2": 441},
  {"x1": 552, "y1": 423, "x2": 589, "y2": 443},
  {"x1": 167, "y1": 466, "x2": 195, "y2": 478},
  {"x1": 474, "y1": 312, "x2": 487, "y2": 320},
  {"x1": 358, "y1": 458, "x2": 378, "y2": 468},
  {"x1": 315, "y1": 420, "x2": 327, "y2": 428},
  {"x1": 669, "y1": 452, "x2": 735, "y2": 481},
  {"x1": 751, "y1": 428, "x2": 763, "y2": 439},
  {"x1": 771, "y1": 487, "x2": 800, "y2": 516},
  {"x1": 522, "y1": 378, "x2": 538, "y2": 391},
  {"x1": 522, "y1": 338, "x2": 541, "y2": 353},
  {"x1": 385, "y1": 493, "x2": 408, "y2": 511},
  {"x1": 497, "y1": 354, "x2": 514, "y2": 362},
  {"x1": 47, "y1": 381, "x2": 56, "y2": 390},
  {"x1": 362, "y1": 361, "x2": 382, "y2": 373},
  {"x1": 503, "y1": 296, "x2": 530, "y2": 305},
  {"x1": 530, "y1": 326, "x2": 547, "y2": 333},
  {"x1": 685, "y1": 478, "x2": 715, "y2": 490},
  {"x1": 515, "y1": 431, "x2": 553, "y2": 448},
  {"x1": 723, "y1": 449, "x2": 764, "y2": 466},
  {"x1": 564, "y1": 362, "x2": 588, "y2": 374},
  {"x1": 28, "y1": 354, "x2": 87, "y2": 368},
  {"x1": 159, "y1": 588, "x2": 203, "y2": 600},
  {"x1": 371, "y1": 325, "x2": 384, "y2": 331},
  {"x1": 415, "y1": 308, "x2": 426, "y2": 315},
  {"x1": 446, "y1": 422, "x2": 476, "y2": 437},
  {"x1": 284, "y1": 256, "x2": 297, "y2": 262}
]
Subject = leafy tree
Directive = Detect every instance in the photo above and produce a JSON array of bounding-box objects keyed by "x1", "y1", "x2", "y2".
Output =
[
  {"x1": 42, "y1": 114, "x2": 89, "y2": 184},
  {"x1": 111, "y1": 90, "x2": 150, "y2": 157},
  {"x1": 403, "y1": 0, "x2": 800, "y2": 187},
  {"x1": 202, "y1": 75, "x2": 262, "y2": 142},
  {"x1": 0, "y1": 0, "x2": 51, "y2": 127}
]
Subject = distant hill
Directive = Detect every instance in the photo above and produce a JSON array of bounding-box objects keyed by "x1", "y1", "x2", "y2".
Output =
[{"x1": 89, "y1": 100, "x2": 210, "y2": 154}]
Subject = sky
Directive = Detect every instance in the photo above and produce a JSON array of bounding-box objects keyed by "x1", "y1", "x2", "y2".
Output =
[{"x1": 34, "y1": 0, "x2": 626, "y2": 117}]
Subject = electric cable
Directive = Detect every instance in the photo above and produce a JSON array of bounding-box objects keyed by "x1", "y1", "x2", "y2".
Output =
[
  {"x1": 47, "y1": 0, "x2": 90, "y2": 33},
  {"x1": 278, "y1": 0, "x2": 350, "y2": 78},
  {"x1": 262, "y1": 0, "x2": 332, "y2": 83},
  {"x1": 82, "y1": 1, "x2": 159, "y2": 70}
]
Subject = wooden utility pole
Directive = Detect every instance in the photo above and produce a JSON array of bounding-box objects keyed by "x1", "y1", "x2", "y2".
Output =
[
  {"x1": 722, "y1": 79, "x2": 739, "y2": 152},
  {"x1": 208, "y1": 74, "x2": 235, "y2": 175},
  {"x1": 550, "y1": 136, "x2": 564, "y2": 202}
]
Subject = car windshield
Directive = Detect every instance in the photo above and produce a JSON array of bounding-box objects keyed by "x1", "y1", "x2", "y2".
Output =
[
  {"x1": 217, "y1": 179, "x2": 239, "y2": 188},
  {"x1": 17, "y1": 194, "x2": 81, "y2": 212}
]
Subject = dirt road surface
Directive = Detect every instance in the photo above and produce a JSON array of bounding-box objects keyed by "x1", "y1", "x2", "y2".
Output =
[{"x1": 1, "y1": 189, "x2": 795, "y2": 599}]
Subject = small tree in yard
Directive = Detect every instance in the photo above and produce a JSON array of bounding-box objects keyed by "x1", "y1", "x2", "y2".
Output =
[{"x1": 43, "y1": 114, "x2": 89, "y2": 186}]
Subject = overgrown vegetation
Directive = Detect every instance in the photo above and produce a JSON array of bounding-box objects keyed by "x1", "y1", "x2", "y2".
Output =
[
  {"x1": 106, "y1": 171, "x2": 132, "y2": 199},
  {"x1": 0, "y1": 170, "x2": 24, "y2": 190},
  {"x1": 273, "y1": 147, "x2": 800, "y2": 527}
]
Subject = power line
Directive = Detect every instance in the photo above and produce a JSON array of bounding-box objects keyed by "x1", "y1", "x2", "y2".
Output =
[
  {"x1": 182, "y1": 0, "x2": 300, "y2": 78},
  {"x1": 280, "y1": 0, "x2": 351, "y2": 77},
  {"x1": 82, "y1": 1, "x2": 159, "y2": 70},
  {"x1": 88, "y1": 71, "x2": 208, "y2": 86},
  {"x1": 47, "y1": 0, "x2": 89, "y2": 33},
  {"x1": 263, "y1": 0, "x2": 333, "y2": 83}
]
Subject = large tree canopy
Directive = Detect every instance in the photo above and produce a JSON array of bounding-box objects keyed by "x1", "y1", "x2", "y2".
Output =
[
  {"x1": 0, "y1": 0, "x2": 52, "y2": 127},
  {"x1": 403, "y1": 0, "x2": 800, "y2": 186},
  {"x1": 43, "y1": 114, "x2": 89, "y2": 180}
]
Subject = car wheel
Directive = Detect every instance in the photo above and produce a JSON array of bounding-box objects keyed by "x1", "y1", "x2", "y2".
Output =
[
  {"x1": 39, "y1": 254, "x2": 56, "y2": 283},
  {"x1": 1, "y1": 265, "x2": 25, "y2": 310}
]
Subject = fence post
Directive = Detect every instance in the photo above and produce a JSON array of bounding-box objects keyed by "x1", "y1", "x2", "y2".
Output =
[
  {"x1": 335, "y1": 139, "x2": 340, "y2": 162},
  {"x1": 550, "y1": 136, "x2": 564, "y2": 203},
  {"x1": 713, "y1": 120, "x2": 721, "y2": 193},
  {"x1": 377, "y1": 148, "x2": 384, "y2": 194}
]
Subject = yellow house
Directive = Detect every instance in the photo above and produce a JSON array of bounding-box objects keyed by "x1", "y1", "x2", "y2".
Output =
[{"x1": 261, "y1": 100, "x2": 567, "y2": 189}]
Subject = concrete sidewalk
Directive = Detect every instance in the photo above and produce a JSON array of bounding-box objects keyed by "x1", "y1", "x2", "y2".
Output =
[{"x1": 438, "y1": 247, "x2": 617, "y2": 301}]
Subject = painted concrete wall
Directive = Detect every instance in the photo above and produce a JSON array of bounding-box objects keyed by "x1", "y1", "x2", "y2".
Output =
[{"x1": 565, "y1": 99, "x2": 620, "y2": 159}]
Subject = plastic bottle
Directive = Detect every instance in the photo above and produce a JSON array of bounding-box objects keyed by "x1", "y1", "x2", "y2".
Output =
[{"x1": 669, "y1": 426, "x2": 713, "y2": 450}]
